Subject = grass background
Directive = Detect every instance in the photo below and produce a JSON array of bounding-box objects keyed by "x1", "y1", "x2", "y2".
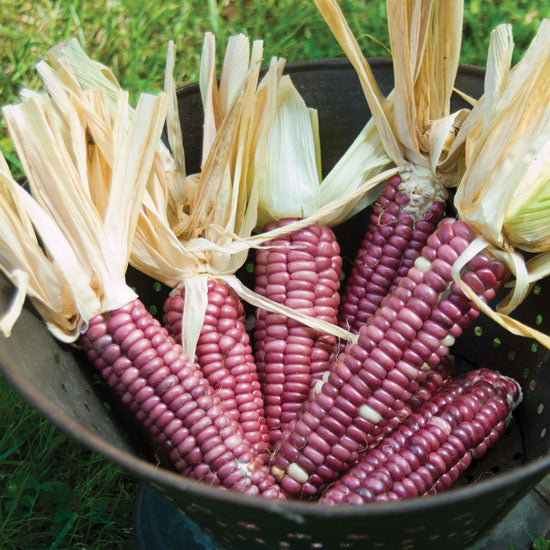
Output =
[{"x1": 1, "y1": 1, "x2": 550, "y2": 548}]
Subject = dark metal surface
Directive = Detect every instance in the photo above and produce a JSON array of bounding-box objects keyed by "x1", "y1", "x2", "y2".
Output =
[
  {"x1": 133, "y1": 480, "x2": 550, "y2": 550},
  {"x1": 0, "y1": 59, "x2": 549, "y2": 550}
]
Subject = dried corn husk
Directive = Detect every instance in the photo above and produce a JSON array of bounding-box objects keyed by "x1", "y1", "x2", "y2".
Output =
[
  {"x1": 45, "y1": 36, "x2": 392, "y2": 354},
  {"x1": 452, "y1": 22, "x2": 550, "y2": 348},
  {"x1": 128, "y1": 35, "x2": 355, "y2": 359},
  {"x1": 45, "y1": 39, "x2": 187, "y2": 227},
  {"x1": 253, "y1": 75, "x2": 321, "y2": 229},
  {"x1": 314, "y1": 0, "x2": 469, "y2": 216},
  {"x1": 0, "y1": 59, "x2": 168, "y2": 340},
  {"x1": 248, "y1": 57, "x2": 396, "y2": 231},
  {"x1": 0, "y1": 153, "x2": 84, "y2": 340}
]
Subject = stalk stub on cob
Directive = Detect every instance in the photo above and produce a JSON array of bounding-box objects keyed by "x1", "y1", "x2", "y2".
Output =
[{"x1": 316, "y1": 0, "x2": 469, "y2": 339}]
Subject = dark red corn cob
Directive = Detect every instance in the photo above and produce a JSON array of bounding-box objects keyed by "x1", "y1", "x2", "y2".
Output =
[
  {"x1": 320, "y1": 368, "x2": 521, "y2": 505},
  {"x1": 339, "y1": 175, "x2": 446, "y2": 337},
  {"x1": 81, "y1": 299, "x2": 284, "y2": 498},
  {"x1": 254, "y1": 219, "x2": 342, "y2": 446},
  {"x1": 271, "y1": 218, "x2": 508, "y2": 497},
  {"x1": 163, "y1": 280, "x2": 269, "y2": 457}
]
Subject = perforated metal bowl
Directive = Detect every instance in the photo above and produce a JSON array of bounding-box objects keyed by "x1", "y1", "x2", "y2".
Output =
[{"x1": 1, "y1": 59, "x2": 549, "y2": 550}]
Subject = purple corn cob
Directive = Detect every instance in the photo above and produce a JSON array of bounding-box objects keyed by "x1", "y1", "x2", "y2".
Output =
[
  {"x1": 81, "y1": 298, "x2": 283, "y2": 498},
  {"x1": 163, "y1": 279, "x2": 269, "y2": 457},
  {"x1": 254, "y1": 219, "x2": 342, "y2": 446},
  {"x1": 321, "y1": 368, "x2": 521, "y2": 505},
  {"x1": 339, "y1": 175, "x2": 445, "y2": 337},
  {"x1": 271, "y1": 218, "x2": 508, "y2": 497}
]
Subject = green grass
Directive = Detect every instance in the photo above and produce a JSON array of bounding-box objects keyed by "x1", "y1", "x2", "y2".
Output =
[
  {"x1": 1, "y1": 0, "x2": 550, "y2": 548},
  {"x1": 0, "y1": 377, "x2": 135, "y2": 549}
]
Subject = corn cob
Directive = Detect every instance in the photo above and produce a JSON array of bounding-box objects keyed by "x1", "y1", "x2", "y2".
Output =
[
  {"x1": 254, "y1": 219, "x2": 342, "y2": 446},
  {"x1": 163, "y1": 279, "x2": 269, "y2": 457},
  {"x1": 271, "y1": 218, "x2": 508, "y2": 497},
  {"x1": 81, "y1": 298, "x2": 284, "y2": 498},
  {"x1": 339, "y1": 176, "x2": 446, "y2": 337},
  {"x1": 321, "y1": 368, "x2": 521, "y2": 504}
]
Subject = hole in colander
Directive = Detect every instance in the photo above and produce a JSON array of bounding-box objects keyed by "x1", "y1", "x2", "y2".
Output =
[
  {"x1": 541, "y1": 428, "x2": 547, "y2": 439},
  {"x1": 538, "y1": 404, "x2": 544, "y2": 414},
  {"x1": 238, "y1": 521, "x2": 259, "y2": 531},
  {"x1": 513, "y1": 451, "x2": 523, "y2": 460},
  {"x1": 530, "y1": 380, "x2": 537, "y2": 391}
]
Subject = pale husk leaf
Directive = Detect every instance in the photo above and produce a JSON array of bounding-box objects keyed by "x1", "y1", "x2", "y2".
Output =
[
  {"x1": 0, "y1": 157, "x2": 84, "y2": 339},
  {"x1": 386, "y1": 0, "x2": 432, "y2": 166},
  {"x1": 165, "y1": 41, "x2": 186, "y2": 178},
  {"x1": 454, "y1": 21, "x2": 550, "y2": 249},
  {"x1": 313, "y1": 0, "x2": 403, "y2": 166},
  {"x1": 47, "y1": 39, "x2": 122, "y2": 111},
  {"x1": 315, "y1": 0, "x2": 466, "y2": 220},
  {"x1": 219, "y1": 34, "x2": 253, "y2": 117},
  {"x1": 483, "y1": 24, "x2": 514, "y2": 132},
  {"x1": 199, "y1": 32, "x2": 221, "y2": 166},
  {"x1": 254, "y1": 75, "x2": 321, "y2": 229},
  {"x1": 3, "y1": 69, "x2": 168, "y2": 328},
  {"x1": 318, "y1": 116, "x2": 392, "y2": 227},
  {"x1": 47, "y1": 39, "x2": 181, "y2": 198},
  {"x1": 452, "y1": 21, "x2": 550, "y2": 348},
  {"x1": 180, "y1": 275, "x2": 209, "y2": 361}
]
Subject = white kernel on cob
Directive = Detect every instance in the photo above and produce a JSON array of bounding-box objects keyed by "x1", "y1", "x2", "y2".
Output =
[
  {"x1": 358, "y1": 404, "x2": 382, "y2": 424},
  {"x1": 287, "y1": 463, "x2": 309, "y2": 484}
]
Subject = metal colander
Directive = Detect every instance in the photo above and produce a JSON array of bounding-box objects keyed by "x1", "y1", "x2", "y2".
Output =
[{"x1": 0, "y1": 59, "x2": 549, "y2": 550}]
